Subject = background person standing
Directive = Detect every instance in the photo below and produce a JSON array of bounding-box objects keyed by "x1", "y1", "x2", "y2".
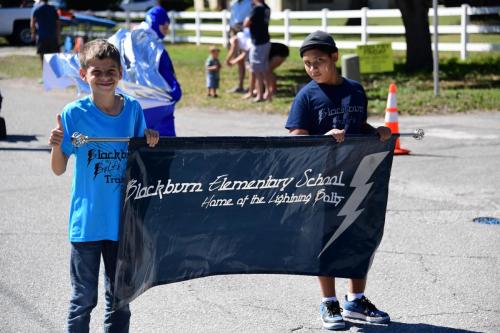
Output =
[
  {"x1": 226, "y1": 29, "x2": 288, "y2": 99},
  {"x1": 206, "y1": 45, "x2": 222, "y2": 98},
  {"x1": 243, "y1": 0, "x2": 271, "y2": 102},
  {"x1": 30, "y1": 0, "x2": 60, "y2": 70},
  {"x1": 228, "y1": 0, "x2": 252, "y2": 93}
]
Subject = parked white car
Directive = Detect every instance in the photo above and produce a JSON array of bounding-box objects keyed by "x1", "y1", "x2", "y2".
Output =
[
  {"x1": 120, "y1": 0, "x2": 156, "y2": 12},
  {"x1": 0, "y1": 6, "x2": 33, "y2": 45},
  {"x1": 0, "y1": 1, "x2": 61, "y2": 46}
]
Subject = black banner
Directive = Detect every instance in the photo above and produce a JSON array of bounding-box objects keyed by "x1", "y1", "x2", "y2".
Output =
[{"x1": 114, "y1": 136, "x2": 396, "y2": 308}]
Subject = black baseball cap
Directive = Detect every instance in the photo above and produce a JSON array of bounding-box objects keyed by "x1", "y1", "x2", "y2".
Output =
[{"x1": 299, "y1": 31, "x2": 338, "y2": 57}]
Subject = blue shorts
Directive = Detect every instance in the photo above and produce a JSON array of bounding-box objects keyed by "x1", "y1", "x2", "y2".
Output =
[{"x1": 206, "y1": 75, "x2": 219, "y2": 89}]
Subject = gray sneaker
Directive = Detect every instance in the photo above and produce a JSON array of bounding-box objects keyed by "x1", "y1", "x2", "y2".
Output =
[{"x1": 320, "y1": 300, "x2": 345, "y2": 330}]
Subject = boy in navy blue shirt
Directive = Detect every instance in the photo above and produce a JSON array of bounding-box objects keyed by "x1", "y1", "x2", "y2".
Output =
[
  {"x1": 286, "y1": 31, "x2": 391, "y2": 330},
  {"x1": 49, "y1": 39, "x2": 159, "y2": 332}
]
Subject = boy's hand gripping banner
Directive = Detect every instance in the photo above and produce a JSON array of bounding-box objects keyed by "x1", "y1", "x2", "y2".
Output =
[{"x1": 114, "y1": 136, "x2": 396, "y2": 308}]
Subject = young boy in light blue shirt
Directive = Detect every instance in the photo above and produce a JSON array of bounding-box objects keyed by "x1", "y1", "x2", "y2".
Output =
[{"x1": 48, "y1": 39, "x2": 159, "y2": 332}]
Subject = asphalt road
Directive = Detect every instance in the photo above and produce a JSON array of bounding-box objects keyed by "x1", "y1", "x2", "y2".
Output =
[{"x1": 0, "y1": 78, "x2": 499, "y2": 333}]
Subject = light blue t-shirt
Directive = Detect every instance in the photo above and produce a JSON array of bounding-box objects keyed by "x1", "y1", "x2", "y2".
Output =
[
  {"x1": 230, "y1": 0, "x2": 253, "y2": 27},
  {"x1": 60, "y1": 94, "x2": 147, "y2": 242}
]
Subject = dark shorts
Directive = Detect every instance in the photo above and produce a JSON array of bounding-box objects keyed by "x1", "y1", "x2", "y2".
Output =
[
  {"x1": 36, "y1": 37, "x2": 59, "y2": 55},
  {"x1": 269, "y1": 43, "x2": 290, "y2": 59}
]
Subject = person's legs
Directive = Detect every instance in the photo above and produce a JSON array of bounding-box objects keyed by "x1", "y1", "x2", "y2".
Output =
[
  {"x1": 228, "y1": 56, "x2": 247, "y2": 93},
  {"x1": 347, "y1": 278, "x2": 366, "y2": 294},
  {"x1": 242, "y1": 71, "x2": 255, "y2": 99},
  {"x1": 264, "y1": 70, "x2": 275, "y2": 99},
  {"x1": 269, "y1": 56, "x2": 286, "y2": 73},
  {"x1": 38, "y1": 37, "x2": 59, "y2": 72},
  {"x1": 319, "y1": 276, "x2": 336, "y2": 297},
  {"x1": 248, "y1": 43, "x2": 270, "y2": 102},
  {"x1": 260, "y1": 43, "x2": 271, "y2": 101},
  {"x1": 254, "y1": 71, "x2": 265, "y2": 101},
  {"x1": 206, "y1": 74, "x2": 211, "y2": 96},
  {"x1": 343, "y1": 278, "x2": 390, "y2": 324},
  {"x1": 207, "y1": 74, "x2": 217, "y2": 97},
  {"x1": 237, "y1": 57, "x2": 245, "y2": 90},
  {"x1": 67, "y1": 242, "x2": 101, "y2": 333},
  {"x1": 318, "y1": 277, "x2": 344, "y2": 330},
  {"x1": 36, "y1": 39, "x2": 44, "y2": 81},
  {"x1": 36, "y1": 38, "x2": 44, "y2": 66},
  {"x1": 260, "y1": 69, "x2": 273, "y2": 101},
  {"x1": 226, "y1": 34, "x2": 246, "y2": 93},
  {"x1": 266, "y1": 56, "x2": 286, "y2": 99},
  {"x1": 214, "y1": 77, "x2": 219, "y2": 97},
  {"x1": 102, "y1": 241, "x2": 131, "y2": 333}
]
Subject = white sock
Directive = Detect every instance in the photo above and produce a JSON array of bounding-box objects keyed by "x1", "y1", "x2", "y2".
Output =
[
  {"x1": 322, "y1": 296, "x2": 338, "y2": 303},
  {"x1": 347, "y1": 293, "x2": 364, "y2": 302}
]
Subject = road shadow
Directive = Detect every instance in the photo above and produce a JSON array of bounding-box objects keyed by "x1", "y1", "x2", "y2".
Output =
[
  {"x1": 347, "y1": 321, "x2": 480, "y2": 332},
  {"x1": 1, "y1": 134, "x2": 38, "y2": 143},
  {"x1": 0, "y1": 147, "x2": 50, "y2": 152},
  {"x1": 0, "y1": 134, "x2": 49, "y2": 152}
]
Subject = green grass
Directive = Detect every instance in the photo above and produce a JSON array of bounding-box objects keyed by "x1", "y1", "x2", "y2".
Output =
[
  {"x1": 362, "y1": 54, "x2": 500, "y2": 115},
  {"x1": 0, "y1": 44, "x2": 498, "y2": 115},
  {"x1": 0, "y1": 55, "x2": 40, "y2": 78}
]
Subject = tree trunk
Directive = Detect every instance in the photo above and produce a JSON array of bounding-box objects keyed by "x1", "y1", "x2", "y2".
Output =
[{"x1": 395, "y1": 0, "x2": 433, "y2": 72}]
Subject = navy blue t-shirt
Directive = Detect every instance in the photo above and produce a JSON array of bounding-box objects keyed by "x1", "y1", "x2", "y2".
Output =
[
  {"x1": 286, "y1": 78, "x2": 372, "y2": 135},
  {"x1": 31, "y1": 3, "x2": 58, "y2": 40},
  {"x1": 249, "y1": 3, "x2": 270, "y2": 45}
]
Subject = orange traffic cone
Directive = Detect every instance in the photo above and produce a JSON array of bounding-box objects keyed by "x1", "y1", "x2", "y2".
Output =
[{"x1": 385, "y1": 83, "x2": 410, "y2": 155}]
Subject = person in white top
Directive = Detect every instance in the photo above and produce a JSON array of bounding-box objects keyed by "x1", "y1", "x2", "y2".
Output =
[
  {"x1": 225, "y1": 29, "x2": 252, "y2": 94},
  {"x1": 226, "y1": 28, "x2": 289, "y2": 101},
  {"x1": 227, "y1": 0, "x2": 252, "y2": 93}
]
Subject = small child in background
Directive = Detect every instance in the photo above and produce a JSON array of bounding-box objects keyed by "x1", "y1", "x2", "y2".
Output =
[{"x1": 206, "y1": 45, "x2": 222, "y2": 97}]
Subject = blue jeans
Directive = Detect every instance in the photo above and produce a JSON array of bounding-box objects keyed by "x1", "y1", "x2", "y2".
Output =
[{"x1": 68, "y1": 241, "x2": 130, "y2": 333}]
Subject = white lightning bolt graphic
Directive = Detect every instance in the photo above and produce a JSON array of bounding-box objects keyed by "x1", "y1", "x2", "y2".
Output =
[{"x1": 318, "y1": 151, "x2": 389, "y2": 258}]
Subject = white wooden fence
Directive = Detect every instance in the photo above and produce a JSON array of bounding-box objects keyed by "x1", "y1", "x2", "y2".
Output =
[{"x1": 90, "y1": 5, "x2": 500, "y2": 60}]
